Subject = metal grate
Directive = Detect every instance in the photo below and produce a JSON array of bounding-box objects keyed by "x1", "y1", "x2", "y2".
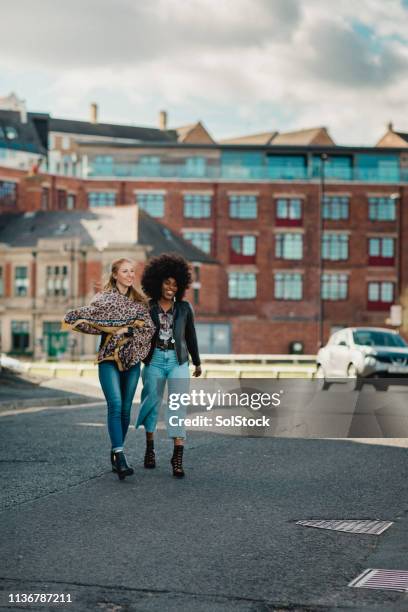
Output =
[
  {"x1": 296, "y1": 519, "x2": 393, "y2": 535},
  {"x1": 349, "y1": 569, "x2": 408, "y2": 592}
]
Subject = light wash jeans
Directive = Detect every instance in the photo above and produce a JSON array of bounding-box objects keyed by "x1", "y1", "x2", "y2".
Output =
[
  {"x1": 98, "y1": 361, "x2": 140, "y2": 451},
  {"x1": 136, "y1": 348, "x2": 190, "y2": 439}
]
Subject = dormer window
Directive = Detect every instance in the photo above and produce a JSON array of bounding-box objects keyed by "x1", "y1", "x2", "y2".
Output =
[{"x1": 5, "y1": 126, "x2": 18, "y2": 140}]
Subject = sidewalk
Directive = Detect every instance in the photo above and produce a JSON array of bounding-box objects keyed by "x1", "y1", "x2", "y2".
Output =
[{"x1": 0, "y1": 368, "x2": 101, "y2": 410}]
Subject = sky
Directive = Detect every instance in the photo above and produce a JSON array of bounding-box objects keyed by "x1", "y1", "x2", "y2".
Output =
[{"x1": 1, "y1": 0, "x2": 408, "y2": 145}]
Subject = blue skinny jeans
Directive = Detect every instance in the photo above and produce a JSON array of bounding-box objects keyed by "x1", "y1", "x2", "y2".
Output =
[
  {"x1": 98, "y1": 361, "x2": 140, "y2": 451},
  {"x1": 136, "y1": 348, "x2": 190, "y2": 439}
]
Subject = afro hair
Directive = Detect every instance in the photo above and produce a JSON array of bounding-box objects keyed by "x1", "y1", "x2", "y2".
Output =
[{"x1": 141, "y1": 253, "x2": 192, "y2": 301}]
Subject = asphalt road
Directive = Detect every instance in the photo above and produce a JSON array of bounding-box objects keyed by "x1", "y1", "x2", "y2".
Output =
[{"x1": 0, "y1": 399, "x2": 407, "y2": 612}]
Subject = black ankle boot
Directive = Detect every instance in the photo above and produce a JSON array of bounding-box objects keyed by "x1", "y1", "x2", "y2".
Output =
[
  {"x1": 111, "y1": 450, "x2": 117, "y2": 473},
  {"x1": 171, "y1": 445, "x2": 185, "y2": 478},
  {"x1": 113, "y1": 451, "x2": 134, "y2": 480},
  {"x1": 144, "y1": 440, "x2": 156, "y2": 469}
]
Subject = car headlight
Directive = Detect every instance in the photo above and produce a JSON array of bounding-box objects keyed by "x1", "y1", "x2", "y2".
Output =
[{"x1": 364, "y1": 356, "x2": 377, "y2": 366}]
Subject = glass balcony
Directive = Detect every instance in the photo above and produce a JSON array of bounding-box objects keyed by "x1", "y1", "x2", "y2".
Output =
[{"x1": 86, "y1": 159, "x2": 408, "y2": 183}]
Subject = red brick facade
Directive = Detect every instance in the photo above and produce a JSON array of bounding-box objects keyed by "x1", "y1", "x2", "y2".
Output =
[{"x1": 1, "y1": 167, "x2": 407, "y2": 354}]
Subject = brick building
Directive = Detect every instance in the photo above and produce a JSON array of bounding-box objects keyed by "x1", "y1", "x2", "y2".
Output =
[
  {"x1": 0, "y1": 206, "x2": 218, "y2": 359},
  {"x1": 0, "y1": 104, "x2": 407, "y2": 355}
]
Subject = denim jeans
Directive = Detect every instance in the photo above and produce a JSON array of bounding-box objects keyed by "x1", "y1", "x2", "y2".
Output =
[
  {"x1": 136, "y1": 348, "x2": 190, "y2": 439},
  {"x1": 98, "y1": 361, "x2": 141, "y2": 451}
]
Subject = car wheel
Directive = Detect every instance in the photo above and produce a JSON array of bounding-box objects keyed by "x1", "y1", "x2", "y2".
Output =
[
  {"x1": 347, "y1": 364, "x2": 362, "y2": 391},
  {"x1": 372, "y1": 376, "x2": 388, "y2": 392},
  {"x1": 316, "y1": 365, "x2": 329, "y2": 390}
]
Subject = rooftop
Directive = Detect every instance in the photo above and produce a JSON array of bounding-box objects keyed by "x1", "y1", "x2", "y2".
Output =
[
  {"x1": 0, "y1": 207, "x2": 216, "y2": 264},
  {"x1": 49, "y1": 117, "x2": 177, "y2": 144}
]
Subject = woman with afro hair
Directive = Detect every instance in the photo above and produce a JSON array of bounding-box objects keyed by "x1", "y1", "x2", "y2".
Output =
[{"x1": 135, "y1": 253, "x2": 202, "y2": 477}]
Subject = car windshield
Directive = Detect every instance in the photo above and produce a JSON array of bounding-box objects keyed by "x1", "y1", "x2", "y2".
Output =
[{"x1": 353, "y1": 330, "x2": 408, "y2": 348}]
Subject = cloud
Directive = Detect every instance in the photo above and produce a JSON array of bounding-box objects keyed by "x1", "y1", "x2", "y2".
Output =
[
  {"x1": 299, "y1": 20, "x2": 406, "y2": 87},
  {"x1": 1, "y1": 0, "x2": 301, "y2": 69},
  {"x1": 1, "y1": 0, "x2": 408, "y2": 144}
]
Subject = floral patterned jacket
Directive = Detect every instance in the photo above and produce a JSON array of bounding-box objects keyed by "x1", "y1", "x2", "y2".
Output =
[{"x1": 62, "y1": 290, "x2": 155, "y2": 371}]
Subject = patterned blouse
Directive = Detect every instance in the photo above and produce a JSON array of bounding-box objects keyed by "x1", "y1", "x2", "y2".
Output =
[{"x1": 63, "y1": 289, "x2": 155, "y2": 371}]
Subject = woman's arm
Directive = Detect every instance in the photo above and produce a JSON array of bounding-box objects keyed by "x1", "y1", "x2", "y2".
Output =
[
  {"x1": 185, "y1": 303, "x2": 201, "y2": 374},
  {"x1": 62, "y1": 293, "x2": 139, "y2": 335}
]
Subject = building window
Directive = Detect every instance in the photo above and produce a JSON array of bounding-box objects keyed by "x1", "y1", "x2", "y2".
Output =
[
  {"x1": 229, "y1": 235, "x2": 257, "y2": 264},
  {"x1": 228, "y1": 272, "x2": 256, "y2": 299},
  {"x1": 367, "y1": 281, "x2": 394, "y2": 310},
  {"x1": 0, "y1": 181, "x2": 17, "y2": 206},
  {"x1": 62, "y1": 136, "x2": 70, "y2": 150},
  {"x1": 0, "y1": 266, "x2": 3, "y2": 296},
  {"x1": 67, "y1": 194, "x2": 76, "y2": 210},
  {"x1": 356, "y1": 154, "x2": 399, "y2": 182},
  {"x1": 11, "y1": 321, "x2": 30, "y2": 353},
  {"x1": 196, "y1": 323, "x2": 231, "y2": 353},
  {"x1": 88, "y1": 191, "x2": 117, "y2": 207},
  {"x1": 321, "y1": 273, "x2": 348, "y2": 300},
  {"x1": 57, "y1": 189, "x2": 67, "y2": 210},
  {"x1": 14, "y1": 266, "x2": 28, "y2": 297},
  {"x1": 41, "y1": 187, "x2": 49, "y2": 210},
  {"x1": 62, "y1": 156, "x2": 71, "y2": 176},
  {"x1": 229, "y1": 194, "x2": 257, "y2": 219},
  {"x1": 275, "y1": 198, "x2": 302, "y2": 226},
  {"x1": 221, "y1": 151, "x2": 264, "y2": 179},
  {"x1": 184, "y1": 194, "x2": 211, "y2": 218},
  {"x1": 43, "y1": 321, "x2": 62, "y2": 334},
  {"x1": 368, "y1": 237, "x2": 395, "y2": 266},
  {"x1": 322, "y1": 195, "x2": 349, "y2": 220},
  {"x1": 368, "y1": 197, "x2": 396, "y2": 221},
  {"x1": 267, "y1": 155, "x2": 307, "y2": 180},
  {"x1": 138, "y1": 156, "x2": 161, "y2": 176},
  {"x1": 312, "y1": 156, "x2": 352, "y2": 180},
  {"x1": 92, "y1": 155, "x2": 114, "y2": 175},
  {"x1": 275, "y1": 233, "x2": 303, "y2": 260},
  {"x1": 136, "y1": 192, "x2": 165, "y2": 218},
  {"x1": 322, "y1": 233, "x2": 349, "y2": 260},
  {"x1": 46, "y1": 265, "x2": 69, "y2": 297},
  {"x1": 192, "y1": 265, "x2": 201, "y2": 305},
  {"x1": 274, "y1": 273, "x2": 303, "y2": 300},
  {"x1": 182, "y1": 231, "x2": 212, "y2": 254},
  {"x1": 184, "y1": 156, "x2": 207, "y2": 178},
  {"x1": 42, "y1": 321, "x2": 68, "y2": 358}
]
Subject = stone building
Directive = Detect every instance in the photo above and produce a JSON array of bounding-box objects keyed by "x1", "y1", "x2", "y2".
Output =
[{"x1": 0, "y1": 206, "x2": 218, "y2": 359}]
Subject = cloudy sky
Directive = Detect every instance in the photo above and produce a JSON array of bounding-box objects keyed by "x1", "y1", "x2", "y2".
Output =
[{"x1": 2, "y1": 0, "x2": 408, "y2": 145}]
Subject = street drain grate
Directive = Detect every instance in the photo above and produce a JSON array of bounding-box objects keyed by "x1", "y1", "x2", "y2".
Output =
[
  {"x1": 296, "y1": 519, "x2": 393, "y2": 535},
  {"x1": 349, "y1": 569, "x2": 408, "y2": 592}
]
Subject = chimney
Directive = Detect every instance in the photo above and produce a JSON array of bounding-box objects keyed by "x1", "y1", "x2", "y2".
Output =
[
  {"x1": 159, "y1": 110, "x2": 167, "y2": 131},
  {"x1": 20, "y1": 104, "x2": 27, "y2": 123},
  {"x1": 90, "y1": 102, "x2": 98, "y2": 124},
  {"x1": 387, "y1": 121, "x2": 394, "y2": 132}
]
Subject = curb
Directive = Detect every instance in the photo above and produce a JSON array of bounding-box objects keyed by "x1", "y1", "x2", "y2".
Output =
[{"x1": 0, "y1": 395, "x2": 102, "y2": 411}]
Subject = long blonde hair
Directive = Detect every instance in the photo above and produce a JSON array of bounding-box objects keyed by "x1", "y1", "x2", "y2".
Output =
[{"x1": 103, "y1": 258, "x2": 146, "y2": 303}]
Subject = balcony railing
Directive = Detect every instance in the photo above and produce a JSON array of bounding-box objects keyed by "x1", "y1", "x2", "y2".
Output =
[{"x1": 85, "y1": 162, "x2": 408, "y2": 183}]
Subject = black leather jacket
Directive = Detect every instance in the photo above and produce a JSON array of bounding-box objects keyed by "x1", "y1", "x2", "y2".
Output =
[{"x1": 144, "y1": 300, "x2": 201, "y2": 366}]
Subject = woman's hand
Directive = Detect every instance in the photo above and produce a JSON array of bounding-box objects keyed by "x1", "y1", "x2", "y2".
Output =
[
  {"x1": 192, "y1": 365, "x2": 202, "y2": 377},
  {"x1": 113, "y1": 326, "x2": 130, "y2": 337}
]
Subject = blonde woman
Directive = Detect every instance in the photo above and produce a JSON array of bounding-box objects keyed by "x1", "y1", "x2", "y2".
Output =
[{"x1": 63, "y1": 258, "x2": 155, "y2": 480}]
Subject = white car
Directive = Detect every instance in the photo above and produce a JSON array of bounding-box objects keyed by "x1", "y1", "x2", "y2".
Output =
[{"x1": 316, "y1": 327, "x2": 408, "y2": 390}]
